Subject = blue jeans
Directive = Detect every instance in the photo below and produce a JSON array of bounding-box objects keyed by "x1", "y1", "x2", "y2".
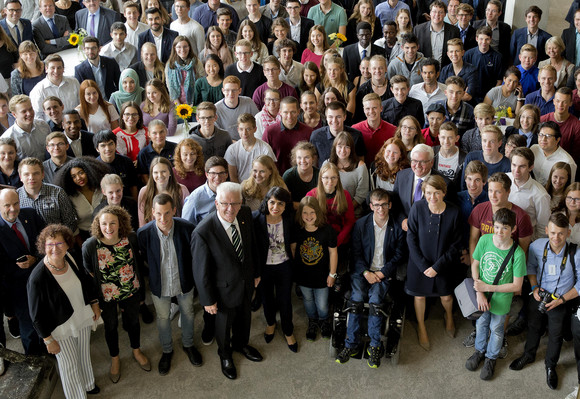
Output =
[
  {"x1": 151, "y1": 290, "x2": 195, "y2": 353},
  {"x1": 346, "y1": 275, "x2": 389, "y2": 348},
  {"x1": 299, "y1": 286, "x2": 329, "y2": 321},
  {"x1": 475, "y1": 311, "x2": 507, "y2": 360}
]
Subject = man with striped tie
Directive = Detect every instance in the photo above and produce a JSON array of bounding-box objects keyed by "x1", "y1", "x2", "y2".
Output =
[{"x1": 191, "y1": 182, "x2": 262, "y2": 380}]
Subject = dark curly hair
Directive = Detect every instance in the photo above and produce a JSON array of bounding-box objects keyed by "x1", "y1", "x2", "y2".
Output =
[
  {"x1": 91, "y1": 205, "x2": 134, "y2": 239},
  {"x1": 54, "y1": 157, "x2": 110, "y2": 196},
  {"x1": 36, "y1": 224, "x2": 75, "y2": 255}
]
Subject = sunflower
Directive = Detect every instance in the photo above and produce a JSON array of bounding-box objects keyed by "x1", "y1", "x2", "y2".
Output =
[
  {"x1": 68, "y1": 33, "x2": 80, "y2": 46},
  {"x1": 175, "y1": 104, "x2": 193, "y2": 120},
  {"x1": 335, "y1": 33, "x2": 347, "y2": 42}
]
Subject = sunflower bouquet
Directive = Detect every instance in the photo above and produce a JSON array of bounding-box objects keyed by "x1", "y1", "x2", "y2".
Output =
[
  {"x1": 495, "y1": 106, "x2": 514, "y2": 126},
  {"x1": 68, "y1": 28, "x2": 88, "y2": 59},
  {"x1": 175, "y1": 103, "x2": 195, "y2": 137},
  {"x1": 328, "y1": 32, "x2": 347, "y2": 48}
]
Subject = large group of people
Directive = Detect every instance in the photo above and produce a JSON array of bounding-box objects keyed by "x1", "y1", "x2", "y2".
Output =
[{"x1": 3, "y1": 0, "x2": 580, "y2": 397}]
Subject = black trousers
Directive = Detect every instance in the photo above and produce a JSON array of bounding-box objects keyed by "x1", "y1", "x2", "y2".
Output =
[
  {"x1": 524, "y1": 297, "x2": 567, "y2": 368},
  {"x1": 215, "y1": 290, "x2": 252, "y2": 360},
  {"x1": 261, "y1": 260, "x2": 293, "y2": 336},
  {"x1": 571, "y1": 307, "x2": 580, "y2": 383},
  {"x1": 100, "y1": 294, "x2": 141, "y2": 357}
]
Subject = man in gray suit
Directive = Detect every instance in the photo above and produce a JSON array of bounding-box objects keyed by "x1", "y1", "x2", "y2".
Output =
[
  {"x1": 75, "y1": 0, "x2": 122, "y2": 46},
  {"x1": 32, "y1": 0, "x2": 72, "y2": 58}
]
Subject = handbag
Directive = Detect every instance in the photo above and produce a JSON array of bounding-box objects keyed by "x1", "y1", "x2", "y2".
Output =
[{"x1": 455, "y1": 241, "x2": 517, "y2": 320}]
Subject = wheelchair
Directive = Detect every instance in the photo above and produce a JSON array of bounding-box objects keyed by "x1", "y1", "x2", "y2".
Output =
[{"x1": 329, "y1": 273, "x2": 406, "y2": 365}]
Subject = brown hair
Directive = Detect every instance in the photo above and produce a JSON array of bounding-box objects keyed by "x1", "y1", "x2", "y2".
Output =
[
  {"x1": 296, "y1": 196, "x2": 326, "y2": 227},
  {"x1": 306, "y1": 25, "x2": 330, "y2": 53},
  {"x1": 329, "y1": 132, "x2": 358, "y2": 172},
  {"x1": 143, "y1": 79, "x2": 171, "y2": 114},
  {"x1": 241, "y1": 155, "x2": 285, "y2": 200},
  {"x1": 17, "y1": 40, "x2": 42, "y2": 79},
  {"x1": 545, "y1": 161, "x2": 572, "y2": 197},
  {"x1": 173, "y1": 138, "x2": 204, "y2": 178},
  {"x1": 36, "y1": 224, "x2": 74, "y2": 255},
  {"x1": 316, "y1": 162, "x2": 348, "y2": 215},
  {"x1": 141, "y1": 157, "x2": 184, "y2": 224},
  {"x1": 374, "y1": 138, "x2": 409, "y2": 182},
  {"x1": 290, "y1": 141, "x2": 318, "y2": 166},
  {"x1": 91, "y1": 205, "x2": 134, "y2": 239},
  {"x1": 78, "y1": 80, "x2": 112, "y2": 125},
  {"x1": 422, "y1": 174, "x2": 447, "y2": 195}
]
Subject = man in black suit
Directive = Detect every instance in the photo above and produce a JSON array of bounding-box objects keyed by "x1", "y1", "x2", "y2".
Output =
[
  {"x1": 472, "y1": 0, "x2": 512, "y2": 68},
  {"x1": 0, "y1": 188, "x2": 45, "y2": 355},
  {"x1": 563, "y1": 8, "x2": 580, "y2": 66},
  {"x1": 0, "y1": 0, "x2": 33, "y2": 46},
  {"x1": 413, "y1": 0, "x2": 460, "y2": 68},
  {"x1": 137, "y1": 7, "x2": 179, "y2": 64},
  {"x1": 191, "y1": 182, "x2": 262, "y2": 380},
  {"x1": 285, "y1": 0, "x2": 314, "y2": 57},
  {"x1": 75, "y1": 0, "x2": 122, "y2": 46},
  {"x1": 342, "y1": 21, "x2": 384, "y2": 82},
  {"x1": 62, "y1": 110, "x2": 98, "y2": 158},
  {"x1": 32, "y1": 0, "x2": 72, "y2": 58},
  {"x1": 456, "y1": 3, "x2": 477, "y2": 51},
  {"x1": 74, "y1": 36, "x2": 121, "y2": 101}
]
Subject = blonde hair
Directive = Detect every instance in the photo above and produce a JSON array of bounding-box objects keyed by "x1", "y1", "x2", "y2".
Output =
[
  {"x1": 316, "y1": 162, "x2": 348, "y2": 215},
  {"x1": 241, "y1": 155, "x2": 285, "y2": 200}
]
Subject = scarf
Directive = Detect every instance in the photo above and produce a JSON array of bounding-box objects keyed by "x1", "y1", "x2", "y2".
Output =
[
  {"x1": 109, "y1": 68, "x2": 144, "y2": 111},
  {"x1": 167, "y1": 60, "x2": 195, "y2": 105}
]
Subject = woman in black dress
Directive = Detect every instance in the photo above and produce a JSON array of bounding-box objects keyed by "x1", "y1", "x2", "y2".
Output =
[{"x1": 406, "y1": 175, "x2": 462, "y2": 351}]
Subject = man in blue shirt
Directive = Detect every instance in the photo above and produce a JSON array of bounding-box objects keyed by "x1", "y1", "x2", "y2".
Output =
[
  {"x1": 524, "y1": 65, "x2": 557, "y2": 116},
  {"x1": 192, "y1": 0, "x2": 240, "y2": 32},
  {"x1": 509, "y1": 213, "x2": 580, "y2": 391},
  {"x1": 464, "y1": 26, "x2": 503, "y2": 103},
  {"x1": 375, "y1": 0, "x2": 410, "y2": 27},
  {"x1": 517, "y1": 44, "x2": 539, "y2": 97}
]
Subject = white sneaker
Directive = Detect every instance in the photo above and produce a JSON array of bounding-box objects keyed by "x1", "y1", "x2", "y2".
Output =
[{"x1": 565, "y1": 386, "x2": 579, "y2": 399}]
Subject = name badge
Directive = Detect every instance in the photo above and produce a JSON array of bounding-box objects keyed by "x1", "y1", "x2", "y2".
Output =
[{"x1": 548, "y1": 264, "x2": 557, "y2": 276}]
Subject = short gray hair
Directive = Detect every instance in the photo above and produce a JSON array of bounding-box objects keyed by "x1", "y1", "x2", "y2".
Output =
[
  {"x1": 216, "y1": 182, "x2": 242, "y2": 201},
  {"x1": 410, "y1": 144, "x2": 434, "y2": 160}
]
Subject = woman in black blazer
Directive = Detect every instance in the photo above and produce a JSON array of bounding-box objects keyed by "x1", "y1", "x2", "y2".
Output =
[
  {"x1": 27, "y1": 224, "x2": 101, "y2": 398},
  {"x1": 253, "y1": 187, "x2": 297, "y2": 352}
]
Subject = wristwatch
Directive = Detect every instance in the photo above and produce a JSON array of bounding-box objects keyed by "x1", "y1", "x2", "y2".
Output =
[{"x1": 329, "y1": 273, "x2": 338, "y2": 279}]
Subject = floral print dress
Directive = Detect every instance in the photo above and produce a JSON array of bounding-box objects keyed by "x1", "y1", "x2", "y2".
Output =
[{"x1": 96, "y1": 237, "x2": 140, "y2": 302}]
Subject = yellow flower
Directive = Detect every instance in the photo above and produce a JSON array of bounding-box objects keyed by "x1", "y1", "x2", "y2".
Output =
[
  {"x1": 68, "y1": 33, "x2": 80, "y2": 46},
  {"x1": 507, "y1": 107, "x2": 513, "y2": 118},
  {"x1": 175, "y1": 104, "x2": 193, "y2": 120},
  {"x1": 336, "y1": 33, "x2": 347, "y2": 42}
]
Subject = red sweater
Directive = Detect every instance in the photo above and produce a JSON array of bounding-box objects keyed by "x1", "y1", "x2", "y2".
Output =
[{"x1": 306, "y1": 188, "x2": 356, "y2": 247}]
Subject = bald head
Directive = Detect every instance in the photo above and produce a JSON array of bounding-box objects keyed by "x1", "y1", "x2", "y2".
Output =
[{"x1": 0, "y1": 189, "x2": 20, "y2": 223}]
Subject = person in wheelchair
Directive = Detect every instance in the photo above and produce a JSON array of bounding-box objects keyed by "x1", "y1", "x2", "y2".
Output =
[{"x1": 335, "y1": 188, "x2": 407, "y2": 368}]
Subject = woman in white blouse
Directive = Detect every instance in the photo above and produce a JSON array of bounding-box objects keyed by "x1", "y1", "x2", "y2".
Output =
[{"x1": 76, "y1": 80, "x2": 120, "y2": 133}]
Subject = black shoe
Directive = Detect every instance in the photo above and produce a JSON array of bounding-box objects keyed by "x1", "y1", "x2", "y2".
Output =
[
  {"x1": 306, "y1": 319, "x2": 318, "y2": 341},
  {"x1": 287, "y1": 342, "x2": 298, "y2": 353},
  {"x1": 158, "y1": 351, "x2": 173, "y2": 376},
  {"x1": 183, "y1": 346, "x2": 202, "y2": 367},
  {"x1": 335, "y1": 347, "x2": 358, "y2": 364},
  {"x1": 140, "y1": 304, "x2": 154, "y2": 324},
  {"x1": 509, "y1": 355, "x2": 534, "y2": 371},
  {"x1": 87, "y1": 385, "x2": 100, "y2": 395},
  {"x1": 547, "y1": 367, "x2": 558, "y2": 390},
  {"x1": 465, "y1": 351, "x2": 485, "y2": 371},
  {"x1": 264, "y1": 324, "x2": 276, "y2": 343},
  {"x1": 320, "y1": 319, "x2": 332, "y2": 339},
  {"x1": 221, "y1": 357, "x2": 237, "y2": 380},
  {"x1": 201, "y1": 325, "x2": 214, "y2": 346},
  {"x1": 480, "y1": 358, "x2": 496, "y2": 380},
  {"x1": 367, "y1": 345, "x2": 383, "y2": 368},
  {"x1": 233, "y1": 345, "x2": 263, "y2": 362},
  {"x1": 251, "y1": 295, "x2": 262, "y2": 312},
  {"x1": 7, "y1": 318, "x2": 20, "y2": 339}
]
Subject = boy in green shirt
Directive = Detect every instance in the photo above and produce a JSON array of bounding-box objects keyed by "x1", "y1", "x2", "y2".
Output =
[{"x1": 465, "y1": 207, "x2": 526, "y2": 380}]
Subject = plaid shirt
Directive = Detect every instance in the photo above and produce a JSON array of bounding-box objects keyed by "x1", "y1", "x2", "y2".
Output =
[
  {"x1": 439, "y1": 100, "x2": 475, "y2": 136},
  {"x1": 17, "y1": 184, "x2": 78, "y2": 233}
]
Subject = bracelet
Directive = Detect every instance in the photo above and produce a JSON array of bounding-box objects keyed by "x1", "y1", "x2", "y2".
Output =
[
  {"x1": 44, "y1": 337, "x2": 55, "y2": 345},
  {"x1": 517, "y1": 98, "x2": 525, "y2": 102},
  {"x1": 531, "y1": 285, "x2": 539, "y2": 291}
]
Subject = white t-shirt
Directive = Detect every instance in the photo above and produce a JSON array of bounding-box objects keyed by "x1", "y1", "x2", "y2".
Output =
[
  {"x1": 224, "y1": 139, "x2": 277, "y2": 182},
  {"x1": 437, "y1": 151, "x2": 459, "y2": 180}
]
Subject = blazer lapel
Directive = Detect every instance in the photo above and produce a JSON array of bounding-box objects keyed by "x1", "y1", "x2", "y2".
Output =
[
  {"x1": 365, "y1": 216, "x2": 375, "y2": 263},
  {"x1": 0, "y1": 220, "x2": 27, "y2": 253},
  {"x1": 212, "y1": 213, "x2": 239, "y2": 262}
]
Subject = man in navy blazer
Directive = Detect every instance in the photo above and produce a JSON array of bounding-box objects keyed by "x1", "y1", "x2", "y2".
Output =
[
  {"x1": 0, "y1": 189, "x2": 46, "y2": 355},
  {"x1": 137, "y1": 7, "x2": 179, "y2": 63},
  {"x1": 75, "y1": 0, "x2": 122, "y2": 46},
  {"x1": 562, "y1": 8, "x2": 580, "y2": 65},
  {"x1": 62, "y1": 110, "x2": 99, "y2": 158},
  {"x1": 137, "y1": 194, "x2": 202, "y2": 375},
  {"x1": 0, "y1": 0, "x2": 33, "y2": 46},
  {"x1": 472, "y1": 0, "x2": 512, "y2": 68},
  {"x1": 336, "y1": 188, "x2": 407, "y2": 368},
  {"x1": 342, "y1": 22, "x2": 385, "y2": 82},
  {"x1": 74, "y1": 36, "x2": 121, "y2": 100},
  {"x1": 510, "y1": 6, "x2": 551, "y2": 66},
  {"x1": 285, "y1": 0, "x2": 314, "y2": 57},
  {"x1": 191, "y1": 182, "x2": 262, "y2": 380}
]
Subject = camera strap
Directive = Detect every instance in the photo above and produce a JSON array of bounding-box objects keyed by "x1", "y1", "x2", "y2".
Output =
[{"x1": 538, "y1": 241, "x2": 568, "y2": 297}]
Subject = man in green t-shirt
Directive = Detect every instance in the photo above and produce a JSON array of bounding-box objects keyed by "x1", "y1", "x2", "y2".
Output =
[{"x1": 465, "y1": 207, "x2": 526, "y2": 380}]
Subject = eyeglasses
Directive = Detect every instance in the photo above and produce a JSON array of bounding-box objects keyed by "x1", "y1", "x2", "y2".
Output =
[
  {"x1": 218, "y1": 201, "x2": 242, "y2": 208},
  {"x1": 47, "y1": 142, "x2": 66, "y2": 148},
  {"x1": 6, "y1": 8, "x2": 22, "y2": 12},
  {"x1": 207, "y1": 171, "x2": 228, "y2": 177},
  {"x1": 45, "y1": 241, "x2": 66, "y2": 248},
  {"x1": 538, "y1": 133, "x2": 556, "y2": 139},
  {"x1": 371, "y1": 202, "x2": 390, "y2": 208},
  {"x1": 411, "y1": 159, "x2": 431, "y2": 165},
  {"x1": 401, "y1": 125, "x2": 418, "y2": 131},
  {"x1": 123, "y1": 113, "x2": 139, "y2": 118},
  {"x1": 566, "y1": 196, "x2": 580, "y2": 203},
  {"x1": 265, "y1": 98, "x2": 281, "y2": 103}
]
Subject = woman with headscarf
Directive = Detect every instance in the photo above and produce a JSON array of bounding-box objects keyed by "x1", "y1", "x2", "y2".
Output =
[{"x1": 109, "y1": 69, "x2": 144, "y2": 113}]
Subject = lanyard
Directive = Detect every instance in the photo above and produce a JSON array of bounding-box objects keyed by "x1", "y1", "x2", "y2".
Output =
[{"x1": 539, "y1": 241, "x2": 568, "y2": 297}]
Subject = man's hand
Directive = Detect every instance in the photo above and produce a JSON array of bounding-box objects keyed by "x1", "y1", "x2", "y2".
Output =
[
  {"x1": 424, "y1": 267, "x2": 437, "y2": 278},
  {"x1": 254, "y1": 277, "x2": 261, "y2": 287},
  {"x1": 401, "y1": 218, "x2": 408, "y2": 231},
  {"x1": 16, "y1": 255, "x2": 36, "y2": 269},
  {"x1": 545, "y1": 298, "x2": 562, "y2": 311},
  {"x1": 364, "y1": 271, "x2": 380, "y2": 284},
  {"x1": 205, "y1": 303, "x2": 218, "y2": 315},
  {"x1": 460, "y1": 249, "x2": 470, "y2": 265},
  {"x1": 476, "y1": 291, "x2": 489, "y2": 312},
  {"x1": 532, "y1": 287, "x2": 541, "y2": 302}
]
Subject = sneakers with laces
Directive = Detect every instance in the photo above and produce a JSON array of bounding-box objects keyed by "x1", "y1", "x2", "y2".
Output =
[
  {"x1": 498, "y1": 337, "x2": 508, "y2": 359},
  {"x1": 462, "y1": 330, "x2": 476, "y2": 347},
  {"x1": 465, "y1": 351, "x2": 485, "y2": 371},
  {"x1": 306, "y1": 319, "x2": 318, "y2": 341},
  {"x1": 335, "y1": 347, "x2": 358, "y2": 364},
  {"x1": 320, "y1": 319, "x2": 332, "y2": 339},
  {"x1": 367, "y1": 345, "x2": 383, "y2": 368},
  {"x1": 480, "y1": 358, "x2": 496, "y2": 380}
]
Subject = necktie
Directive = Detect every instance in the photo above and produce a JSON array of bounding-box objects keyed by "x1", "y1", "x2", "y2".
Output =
[
  {"x1": 89, "y1": 14, "x2": 95, "y2": 37},
  {"x1": 231, "y1": 224, "x2": 244, "y2": 263},
  {"x1": 15, "y1": 25, "x2": 21, "y2": 44},
  {"x1": 12, "y1": 223, "x2": 27, "y2": 250},
  {"x1": 48, "y1": 18, "x2": 59, "y2": 38},
  {"x1": 361, "y1": 49, "x2": 367, "y2": 60},
  {"x1": 460, "y1": 29, "x2": 466, "y2": 43},
  {"x1": 413, "y1": 178, "x2": 423, "y2": 203}
]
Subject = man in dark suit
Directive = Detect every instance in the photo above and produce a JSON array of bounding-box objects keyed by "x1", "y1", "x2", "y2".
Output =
[
  {"x1": 472, "y1": 0, "x2": 512, "y2": 68},
  {"x1": 74, "y1": 36, "x2": 121, "y2": 100},
  {"x1": 342, "y1": 21, "x2": 384, "y2": 82},
  {"x1": 456, "y1": 3, "x2": 477, "y2": 52},
  {"x1": 510, "y1": 6, "x2": 551, "y2": 66},
  {"x1": 285, "y1": 0, "x2": 314, "y2": 57},
  {"x1": 137, "y1": 194, "x2": 202, "y2": 376},
  {"x1": 0, "y1": 188, "x2": 46, "y2": 355},
  {"x1": 191, "y1": 182, "x2": 262, "y2": 380},
  {"x1": 62, "y1": 110, "x2": 98, "y2": 158},
  {"x1": 32, "y1": 0, "x2": 72, "y2": 58},
  {"x1": 75, "y1": 0, "x2": 121, "y2": 46},
  {"x1": 563, "y1": 8, "x2": 580, "y2": 65},
  {"x1": 137, "y1": 7, "x2": 179, "y2": 63},
  {"x1": 0, "y1": 0, "x2": 33, "y2": 46},
  {"x1": 413, "y1": 0, "x2": 460, "y2": 68}
]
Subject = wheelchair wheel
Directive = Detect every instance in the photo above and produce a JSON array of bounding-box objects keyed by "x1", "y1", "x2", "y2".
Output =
[{"x1": 391, "y1": 308, "x2": 405, "y2": 366}]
